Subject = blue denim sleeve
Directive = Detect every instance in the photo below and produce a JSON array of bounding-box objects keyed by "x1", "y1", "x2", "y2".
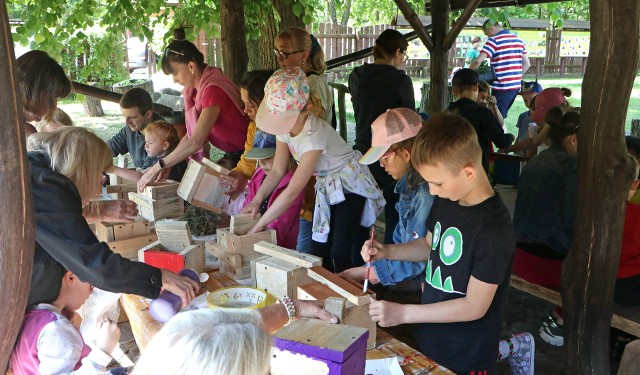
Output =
[{"x1": 376, "y1": 184, "x2": 434, "y2": 286}]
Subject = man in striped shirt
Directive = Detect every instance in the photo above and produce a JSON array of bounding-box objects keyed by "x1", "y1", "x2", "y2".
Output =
[{"x1": 470, "y1": 20, "x2": 531, "y2": 119}]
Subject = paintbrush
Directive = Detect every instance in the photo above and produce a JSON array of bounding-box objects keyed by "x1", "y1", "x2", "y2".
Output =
[{"x1": 363, "y1": 226, "x2": 374, "y2": 293}]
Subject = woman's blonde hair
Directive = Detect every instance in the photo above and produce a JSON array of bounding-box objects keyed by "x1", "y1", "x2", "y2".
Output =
[
  {"x1": 276, "y1": 27, "x2": 326, "y2": 74},
  {"x1": 27, "y1": 127, "x2": 112, "y2": 203},
  {"x1": 134, "y1": 308, "x2": 271, "y2": 375}
]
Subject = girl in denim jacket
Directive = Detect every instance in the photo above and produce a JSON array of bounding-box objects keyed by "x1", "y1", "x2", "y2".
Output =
[{"x1": 340, "y1": 108, "x2": 434, "y2": 287}]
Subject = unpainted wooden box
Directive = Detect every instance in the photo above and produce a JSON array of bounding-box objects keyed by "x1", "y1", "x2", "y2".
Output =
[
  {"x1": 137, "y1": 221, "x2": 204, "y2": 273},
  {"x1": 107, "y1": 233, "x2": 158, "y2": 260},
  {"x1": 128, "y1": 181, "x2": 184, "y2": 221},
  {"x1": 271, "y1": 318, "x2": 368, "y2": 375},
  {"x1": 216, "y1": 227, "x2": 276, "y2": 256},
  {"x1": 96, "y1": 221, "x2": 151, "y2": 242},
  {"x1": 298, "y1": 282, "x2": 376, "y2": 350},
  {"x1": 177, "y1": 158, "x2": 230, "y2": 212},
  {"x1": 254, "y1": 257, "x2": 312, "y2": 299}
]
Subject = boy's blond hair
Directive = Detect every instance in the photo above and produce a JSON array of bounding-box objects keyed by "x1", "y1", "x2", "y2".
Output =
[
  {"x1": 411, "y1": 112, "x2": 482, "y2": 172},
  {"x1": 144, "y1": 121, "x2": 180, "y2": 151},
  {"x1": 27, "y1": 127, "x2": 112, "y2": 202}
]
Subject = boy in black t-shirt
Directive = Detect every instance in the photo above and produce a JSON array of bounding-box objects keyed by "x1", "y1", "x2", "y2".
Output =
[{"x1": 362, "y1": 113, "x2": 527, "y2": 374}]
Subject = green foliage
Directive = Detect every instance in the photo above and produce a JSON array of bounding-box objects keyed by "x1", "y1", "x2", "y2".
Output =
[{"x1": 469, "y1": 0, "x2": 589, "y2": 29}]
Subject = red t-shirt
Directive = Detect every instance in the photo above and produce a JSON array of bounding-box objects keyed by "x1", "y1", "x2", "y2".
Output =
[
  {"x1": 618, "y1": 202, "x2": 640, "y2": 278},
  {"x1": 198, "y1": 85, "x2": 249, "y2": 152}
]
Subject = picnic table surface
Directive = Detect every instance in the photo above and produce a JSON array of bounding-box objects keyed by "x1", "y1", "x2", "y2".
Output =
[{"x1": 120, "y1": 269, "x2": 453, "y2": 374}]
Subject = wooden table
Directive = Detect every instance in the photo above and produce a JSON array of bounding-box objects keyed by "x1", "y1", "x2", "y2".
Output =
[{"x1": 120, "y1": 271, "x2": 453, "y2": 374}]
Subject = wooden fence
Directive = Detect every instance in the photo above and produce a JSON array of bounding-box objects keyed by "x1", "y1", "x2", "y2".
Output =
[{"x1": 194, "y1": 23, "x2": 589, "y2": 79}]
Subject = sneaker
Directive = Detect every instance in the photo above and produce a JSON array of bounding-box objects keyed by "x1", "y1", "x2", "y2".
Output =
[
  {"x1": 539, "y1": 315, "x2": 564, "y2": 347},
  {"x1": 508, "y1": 332, "x2": 535, "y2": 375}
]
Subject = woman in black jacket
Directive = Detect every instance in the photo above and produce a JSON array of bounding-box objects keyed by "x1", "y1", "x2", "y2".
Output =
[{"x1": 27, "y1": 127, "x2": 198, "y2": 307}]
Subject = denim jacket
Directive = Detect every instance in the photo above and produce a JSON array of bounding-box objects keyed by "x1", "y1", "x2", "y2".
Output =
[
  {"x1": 373, "y1": 174, "x2": 435, "y2": 285},
  {"x1": 513, "y1": 145, "x2": 577, "y2": 255}
]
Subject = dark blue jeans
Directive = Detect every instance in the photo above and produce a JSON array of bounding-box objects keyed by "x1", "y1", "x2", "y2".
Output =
[
  {"x1": 311, "y1": 193, "x2": 369, "y2": 273},
  {"x1": 493, "y1": 88, "x2": 519, "y2": 119}
]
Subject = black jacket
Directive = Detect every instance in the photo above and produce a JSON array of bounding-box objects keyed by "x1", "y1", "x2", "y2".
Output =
[
  {"x1": 447, "y1": 98, "x2": 515, "y2": 171},
  {"x1": 28, "y1": 152, "x2": 162, "y2": 306},
  {"x1": 349, "y1": 63, "x2": 415, "y2": 190}
]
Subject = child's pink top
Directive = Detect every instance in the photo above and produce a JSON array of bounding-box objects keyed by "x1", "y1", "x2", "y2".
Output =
[
  {"x1": 244, "y1": 168, "x2": 304, "y2": 249},
  {"x1": 11, "y1": 304, "x2": 110, "y2": 375}
]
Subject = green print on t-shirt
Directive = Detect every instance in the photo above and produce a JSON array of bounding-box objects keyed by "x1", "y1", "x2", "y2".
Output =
[{"x1": 425, "y1": 221, "x2": 464, "y2": 294}]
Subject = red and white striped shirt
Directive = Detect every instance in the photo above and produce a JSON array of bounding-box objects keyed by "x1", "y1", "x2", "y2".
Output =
[{"x1": 481, "y1": 30, "x2": 527, "y2": 91}]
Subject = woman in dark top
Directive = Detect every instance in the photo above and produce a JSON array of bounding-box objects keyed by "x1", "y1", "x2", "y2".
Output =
[
  {"x1": 27, "y1": 127, "x2": 197, "y2": 307},
  {"x1": 348, "y1": 29, "x2": 415, "y2": 244}
]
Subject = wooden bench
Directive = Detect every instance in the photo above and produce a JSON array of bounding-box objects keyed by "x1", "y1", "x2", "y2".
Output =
[{"x1": 510, "y1": 274, "x2": 640, "y2": 337}]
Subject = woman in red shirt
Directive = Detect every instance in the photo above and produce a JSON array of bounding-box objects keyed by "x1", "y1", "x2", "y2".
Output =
[{"x1": 138, "y1": 29, "x2": 249, "y2": 190}]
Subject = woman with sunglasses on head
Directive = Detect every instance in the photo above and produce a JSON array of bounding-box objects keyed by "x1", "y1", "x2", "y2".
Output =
[
  {"x1": 348, "y1": 29, "x2": 415, "y2": 246},
  {"x1": 138, "y1": 28, "x2": 250, "y2": 191}
]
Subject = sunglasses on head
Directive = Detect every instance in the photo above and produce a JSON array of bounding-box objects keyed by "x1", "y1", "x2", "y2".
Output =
[
  {"x1": 274, "y1": 49, "x2": 305, "y2": 60},
  {"x1": 163, "y1": 48, "x2": 185, "y2": 59}
]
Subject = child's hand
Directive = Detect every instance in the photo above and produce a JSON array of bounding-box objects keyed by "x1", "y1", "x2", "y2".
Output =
[
  {"x1": 219, "y1": 173, "x2": 248, "y2": 195},
  {"x1": 368, "y1": 297, "x2": 405, "y2": 327},
  {"x1": 240, "y1": 201, "x2": 261, "y2": 219},
  {"x1": 95, "y1": 317, "x2": 121, "y2": 355},
  {"x1": 361, "y1": 239, "x2": 387, "y2": 262},
  {"x1": 247, "y1": 223, "x2": 266, "y2": 234}
]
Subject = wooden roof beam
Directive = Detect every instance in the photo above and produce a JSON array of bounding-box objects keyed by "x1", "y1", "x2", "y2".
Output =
[
  {"x1": 443, "y1": 0, "x2": 483, "y2": 50},
  {"x1": 393, "y1": 0, "x2": 434, "y2": 51}
]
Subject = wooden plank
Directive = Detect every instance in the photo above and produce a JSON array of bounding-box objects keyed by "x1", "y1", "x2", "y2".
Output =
[
  {"x1": 229, "y1": 213, "x2": 261, "y2": 235},
  {"x1": 207, "y1": 243, "x2": 243, "y2": 268},
  {"x1": 200, "y1": 158, "x2": 231, "y2": 175},
  {"x1": 105, "y1": 183, "x2": 137, "y2": 194},
  {"x1": 155, "y1": 221, "x2": 192, "y2": 252},
  {"x1": 297, "y1": 282, "x2": 342, "y2": 301},
  {"x1": 180, "y1": 244, "x2": 205, "y2": 274},
  {"x1": 108, "y1": 234, "x2": 159, "y2": 260},
  {"x1": 254, "y1": 241, "x2": 322, "y2": 268},
  {"x1": 96, "y1": 222, "x2": 115, "y2": 242},
  {"x1": 219, "y1": 259, "x2": 252, "y2": 280},
  {"x1": 176, "y1": 159, "x2": 205, "y2": 203},
  {"x1": 307, "y1": 266, "x2": 370, "y2": 306},
  {"x1": 140, "y1": 180, "x2": 180, "y2": 200},
  {"x1": 511, "y1": 275, "x2": 640, "y2": 337}
]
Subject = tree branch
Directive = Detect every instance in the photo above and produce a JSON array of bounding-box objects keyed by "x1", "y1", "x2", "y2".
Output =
[
  {"x1": 443, "y1": 0, "x2": 483, "y2": 50},
  {"x1": 393, "y1": 0, "x2": 433, "y2": 51}
]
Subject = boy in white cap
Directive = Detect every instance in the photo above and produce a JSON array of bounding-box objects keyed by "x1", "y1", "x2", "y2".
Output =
[{"x1": 242, "y1": 67, "x2": 384, "y2": 272}]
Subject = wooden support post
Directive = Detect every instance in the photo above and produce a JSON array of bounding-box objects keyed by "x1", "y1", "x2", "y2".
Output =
[
  {"x1": 428, "y1": 0, "x2": 451, "y2": 113},
  {"x1": 0, "y1": 1, "x2": 35, "y2": 368},
  {"x1": 561, "y1": 0, "x2": 640, "y2": 373},
  {"x1": 393, "y1": 0, "x2": 433, "y2": 51}
]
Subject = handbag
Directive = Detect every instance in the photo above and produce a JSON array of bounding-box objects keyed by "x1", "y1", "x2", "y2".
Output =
[{"x1": 477, "y1": 66, "x2": 497, "y2": 83}]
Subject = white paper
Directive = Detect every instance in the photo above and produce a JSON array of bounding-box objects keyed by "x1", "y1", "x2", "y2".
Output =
[{"x1": 364, "y1": 357, "x2": 404, "y2": 375}]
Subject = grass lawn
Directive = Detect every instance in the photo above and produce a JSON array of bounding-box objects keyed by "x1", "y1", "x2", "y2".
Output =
[{"x1": 60, "y1": 73, "x2": 640, "y2": 151}]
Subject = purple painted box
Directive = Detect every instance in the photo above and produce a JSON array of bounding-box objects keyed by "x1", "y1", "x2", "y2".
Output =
[{"x1": 271, "y1": 318, "x2": 369, "y2": 375}]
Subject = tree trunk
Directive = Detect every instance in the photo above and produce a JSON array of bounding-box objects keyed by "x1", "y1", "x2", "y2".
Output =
[
  {"x1": 340, "y1": 0, "x2": 352, "y2": 26},
  {"x1": 247, "y1": 0, "x2": 305, "y2": 71},
  {"x1": 83, "y1": 96, "x2": 104, "y2": 117},
  {"x1": 561, "y1": 0, "x2": 640, "y2": 373},
  {"x1": 428, "y1": 0, "x2": 449, "y2": 113},
  {"x1": 0, "y1": 0, "x2": 35, "y2": 369},
  {"x1": 220, "y1": 0, "x2": 249, "y2": 84},
  {"x1": 327, "y1": 0, "x2": 338, "y2": 24}
]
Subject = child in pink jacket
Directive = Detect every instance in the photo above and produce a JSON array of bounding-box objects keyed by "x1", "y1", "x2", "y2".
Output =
[{"x1": 242, "y1": 130, "x2": 304, "y2": 249}]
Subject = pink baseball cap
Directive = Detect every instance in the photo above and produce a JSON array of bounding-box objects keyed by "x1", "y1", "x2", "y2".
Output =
[
  {"x1": 359, "y1": 108, "x2": 423, "y2": 165},
  {"x1": 255, "y1": 67, "x2": 310, "y2": 135},
  {"x1": 531, "y1": 88, "x2": 567, "y2": 123}
]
